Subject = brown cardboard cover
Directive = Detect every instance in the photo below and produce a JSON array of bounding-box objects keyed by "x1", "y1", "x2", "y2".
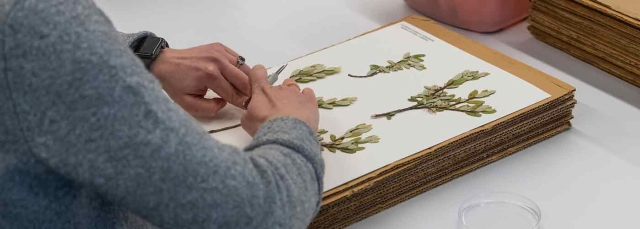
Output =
[
  {"x1": 533, "y1": 1, "x2": 640, "y2": 58},
  {"x1": 528, "y1": 26, "x2": 640, "y2": 86},
  {"x1": 316, "y1": 101, "x2": 575, "y2": 216},
  {"x1": 313, "y1": 107, "x2": 574, "y2": 224},
  {"x1": 576, "y1": 0, "x2": 640, "y2": 24},
  {"x1": 311, "y1": 15, "x2": 574, "y2": 199},
  {"x1": 311, "y1": 122, "x2": 572, "y2": 228},
  {"x1": 317, "y1": 122, "x2": 572, "y2": 229},
  {"x1": 531, "y1": 0, "x2": 640, "y2": 40},
  {"x1": 529, "y1": 8, "x2": 640, "y2": 72}
]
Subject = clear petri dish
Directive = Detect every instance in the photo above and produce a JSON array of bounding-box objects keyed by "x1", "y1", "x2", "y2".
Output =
[{"x1": 458, "y1": 192, "x2": 541, "y2": 229}]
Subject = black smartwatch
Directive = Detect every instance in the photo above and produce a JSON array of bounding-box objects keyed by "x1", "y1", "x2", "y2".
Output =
[{"x1": 132, "y1": 36, "x2": 169, "y2": 70}]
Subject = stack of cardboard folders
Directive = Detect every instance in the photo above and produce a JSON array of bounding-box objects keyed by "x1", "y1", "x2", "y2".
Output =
[
  {"x1": 298, "y1": 15, "x2": 577, "y2": 228},
  {"x1": 529, "y1": 0, "x2": 640, "y2": 87}
]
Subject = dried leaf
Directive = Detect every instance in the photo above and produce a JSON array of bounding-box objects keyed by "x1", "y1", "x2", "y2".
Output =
[
  {"x1": 340, "y1": 149, "x2": 356, "y2": 154},
  {"x1": 468, "y1": 90, "x2": 478, "y2": 98},
  {"x1": 403, "y1": 52, "x2": 410, "y2": 58},
  {"x1": 476, "y1": 105, "x2": 491, "y2": 112},
  {"x1": 481, "y1": 109, "x2": 497, "y2": 114},
  {"x1": 467, "y1": 100, "x2": 485, "y2": 105},
  {"x1": 333, "y1": 101, "x2": 348, "y2": 106},
  {"x1": 465, "y1": 112, "x2": 482, "y2": 117},
  {"x1": 321, "y1": 104, "x2": 333, "y2": 109},
  {"x1": 337, "y1": 142, "x2": 351, "y2": 148},
  {"x1": 291, "y1": 69, "x2": 302, "y2": 76}
]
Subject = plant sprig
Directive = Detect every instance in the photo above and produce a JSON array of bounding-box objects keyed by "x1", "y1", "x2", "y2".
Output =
[
  {"x1": 317, "y1": 97, "x2": 357, "y2": 109},
  {"x1": 316, "y1": 124, "x2": 380, "y2": 154},
  {"x1": 371, "y1": 70, "x2": 497, "y2": 120},
  {"x1": 290, "y1": 64, "x2": 341, "y2": 83},
  {"x1": 348, "y1": 52, "x2": 426, "y2": 78}
]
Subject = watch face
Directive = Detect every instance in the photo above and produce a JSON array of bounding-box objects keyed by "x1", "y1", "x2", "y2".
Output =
[{"x1": 138, "y1": 37, "x2": 163, "y2": 56}]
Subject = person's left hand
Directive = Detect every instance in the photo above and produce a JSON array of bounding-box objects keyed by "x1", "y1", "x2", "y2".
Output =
[{"x1": 150, "y1": 42, "x2": 251, "y2": 117}]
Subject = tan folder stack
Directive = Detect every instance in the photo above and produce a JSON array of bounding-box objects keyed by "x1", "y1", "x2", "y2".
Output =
[
  {"x1": 307, "y1": 15, "x2": 576, "y2": 228},
  {"x1": 529, "y1": 0, "x2": 640, "y2": 87}
]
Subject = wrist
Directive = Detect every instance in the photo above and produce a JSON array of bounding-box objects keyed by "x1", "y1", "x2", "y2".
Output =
[{"x1": 149, "y1": 48, "x2": 175, "y2": 78}]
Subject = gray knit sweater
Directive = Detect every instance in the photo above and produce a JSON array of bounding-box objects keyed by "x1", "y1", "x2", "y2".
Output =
[{"x1": 0, "y1": 0, "x2": 324, "y2": 229}]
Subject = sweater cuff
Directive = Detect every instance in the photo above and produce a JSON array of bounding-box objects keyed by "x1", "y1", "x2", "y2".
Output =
[{"x1": 118, "y1": 31, "x2": 156, "y2": 49}]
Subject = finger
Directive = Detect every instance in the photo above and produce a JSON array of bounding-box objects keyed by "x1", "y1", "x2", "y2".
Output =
[
  {"x1": 283, "y1": 79, "x2": 301, "y2": 91},
  {"x1": 219, "y1": 43, "x2": 241, "y2": 59},
  {"x1": 302, "y1": 87, "x2": 316, "y2": 100},
  {"x1": 181, "y1": 96, "x2": 227, "y2": 117},
  {"x1": 249, "y1": 65, "x2": 269, "y2": 94},
  {"x1": 202, "y1": 72, "x2": 248, "y2": 108},
  {"x1": 224, "y1": 52, "x2": 251, "y2": 76},
  {"x1": 218, "y1": 61, "x2": 251, "y2": 97},
  {"x1": 282, "y1": 78, "x2": 297, "y2": 86}
]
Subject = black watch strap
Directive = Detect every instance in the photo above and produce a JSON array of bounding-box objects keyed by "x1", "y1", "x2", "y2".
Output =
[{"x1": 133, "y1": 36, "x2": 169, "y2": 70}]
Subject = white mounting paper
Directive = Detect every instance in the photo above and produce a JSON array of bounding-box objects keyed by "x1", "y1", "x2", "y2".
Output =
[{"x1": 199, "y1": 21, "x2": 550, "y2": 192}]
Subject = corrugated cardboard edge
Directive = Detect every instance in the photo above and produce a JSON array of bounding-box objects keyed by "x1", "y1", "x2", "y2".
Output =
[
  {"x1": 313, "y1": 106, "x2": 575, "y2": 223},
  {"x1": 539, "y1": 0, "x2": 640, "y2": 40},
  {"x1": 311, "y1": 122, "x2": 572, "y2": 229},
  {"x1": 315, "y1": 120, "x2": 573, "y2": 228},
  {"x1": 530, "y1": 5, "x2": 640, "y2": 71},
  {"x1": 316, "y1": 101, "x2": 575, "y2": 219},
  {"x1": 528, "y1": 26, "x2": 640, "y2": 87},
  {"x1": 533, "y1": 0, "x2": 640, "y2": 56},
  {"x1": 576, "y1": 0, "x2": 640, "y2": 25},
  {"x1": 316, "y1": 15, "x2": 575, "y2": 198}
]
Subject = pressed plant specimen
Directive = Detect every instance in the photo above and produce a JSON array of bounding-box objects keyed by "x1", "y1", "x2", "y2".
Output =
[
  {"x1": 317, "y1": 97, "x2": 357, "y2": 109},
  {"x1": 372, "y1": 70, "x2": 497, "y2": 120},
  {"x1": 348, "y1": 52, "x2": 426, "y2": 78},
  {"x1": 316, "y1": 124, "x2": 380, "y2": 154},
  {"x1": 290, "y1": 64, "x2": 341, "y2": 83}
]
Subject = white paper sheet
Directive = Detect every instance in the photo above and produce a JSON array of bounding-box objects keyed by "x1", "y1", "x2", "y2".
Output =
[{"x1": 199, "y1": 21, "x2": 550, "y2": 192}]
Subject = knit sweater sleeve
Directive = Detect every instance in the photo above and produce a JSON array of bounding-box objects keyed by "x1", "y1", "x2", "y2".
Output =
[
  {"x1": 3, "y1": 1, "x2": 324, "y2": 229},
  {"x1": 117, "y1": 31, "x2": 156, "y2": 49}
]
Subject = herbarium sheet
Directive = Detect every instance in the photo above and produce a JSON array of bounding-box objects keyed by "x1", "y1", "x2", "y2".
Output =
[{"x1": 200, "y1": 21, "x2": 550, "y2": 192}]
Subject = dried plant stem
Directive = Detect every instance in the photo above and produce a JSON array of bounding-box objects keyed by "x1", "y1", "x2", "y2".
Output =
[
  {"x1": 371, "y1": 104, "x2": 421, "y2": 118},
  {"x1": 348, "y1": 72, "x2": 379, "y2": 78},
  {"x1": 372, "y1": 70, "x2": 497, "y2": 120},
  {"x1": 208, "y1": 123, "x2": 241, "y2": 134},
  {"x1": 371, "y1": 98, "x2": 472, "y2": 118},
  {"x1": 316, "y1": 124, "x2": 380, "y2": 154},
  {"x1": 349, "y1": 52, "x2": 426, "y2": 78}
]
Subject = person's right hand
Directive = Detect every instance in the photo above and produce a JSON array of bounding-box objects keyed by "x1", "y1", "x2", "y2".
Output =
[{"x1": 241, "y1": 65, "x2": 319, "y2": 136}]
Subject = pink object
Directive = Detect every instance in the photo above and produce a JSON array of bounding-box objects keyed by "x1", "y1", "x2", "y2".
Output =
[{"x1": 404, "y1": 0, "x2": 531, "y2": 33}]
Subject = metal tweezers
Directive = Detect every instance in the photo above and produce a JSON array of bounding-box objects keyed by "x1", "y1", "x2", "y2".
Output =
[{"x1": 208, "y1": 64, "x2": 288, "y2": 134}]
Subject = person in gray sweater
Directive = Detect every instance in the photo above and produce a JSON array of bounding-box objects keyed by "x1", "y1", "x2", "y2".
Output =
[{"x1": 0, "y1": 0, "x2": 324, "y2": 229}]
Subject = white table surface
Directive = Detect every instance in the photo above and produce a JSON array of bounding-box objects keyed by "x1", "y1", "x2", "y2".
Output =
[{"x1": 94, "y1": 0, "x2": 640, "y2": 228}]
